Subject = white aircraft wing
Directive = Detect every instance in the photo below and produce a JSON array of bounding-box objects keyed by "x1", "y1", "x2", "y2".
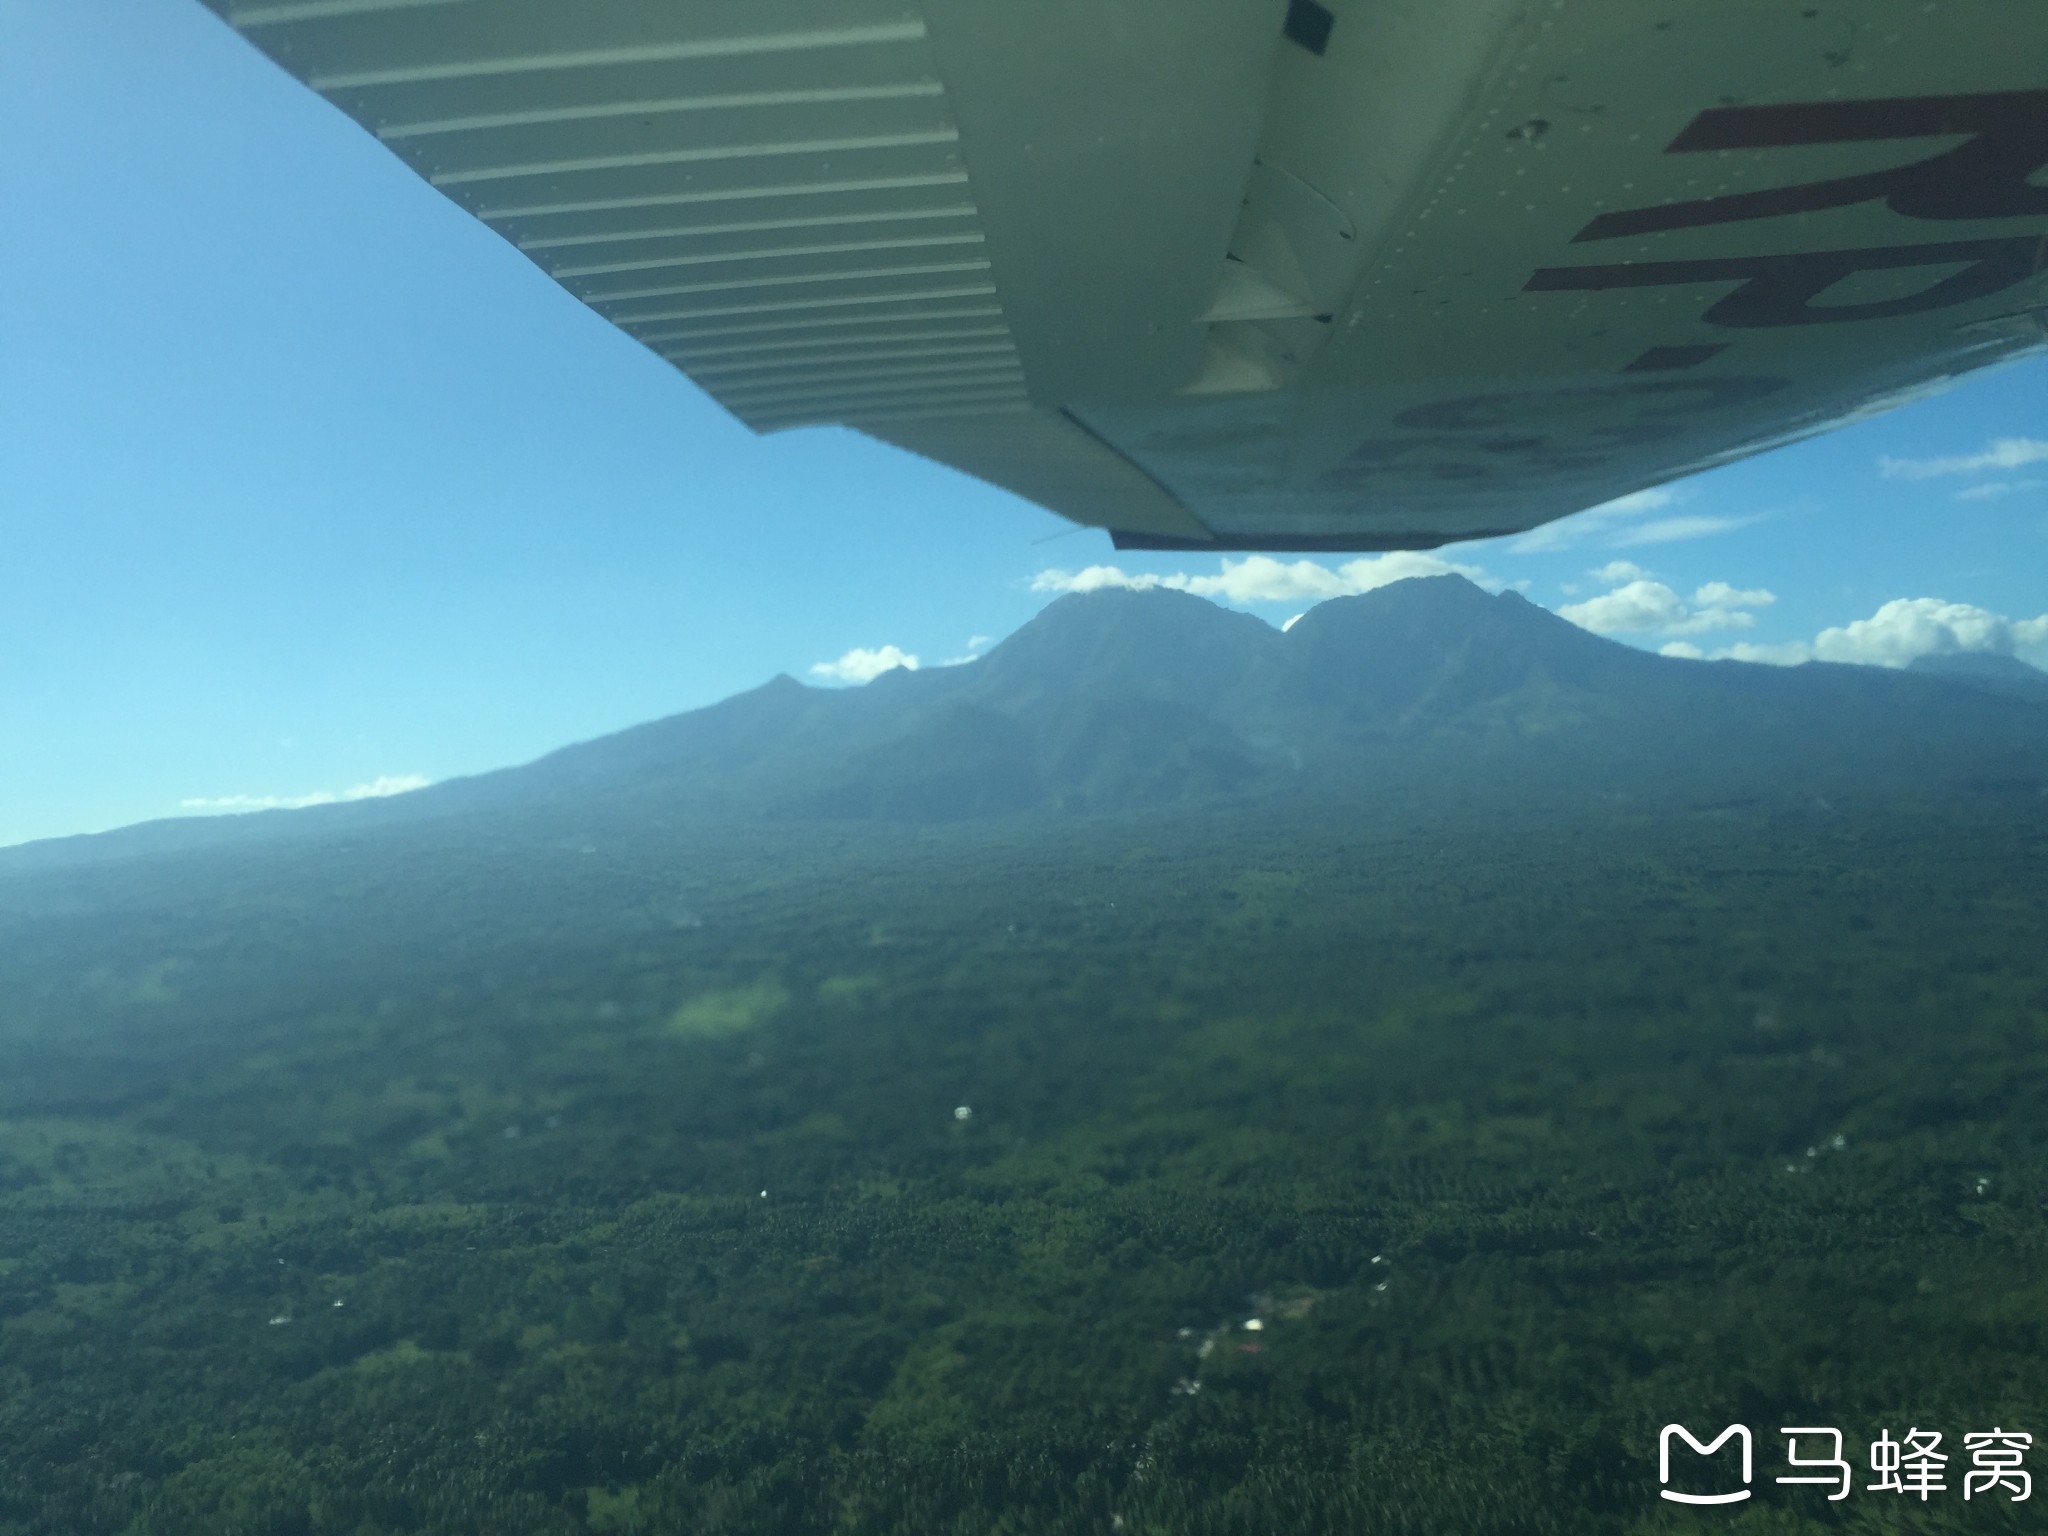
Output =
[{"x1": 199, "y1": 0, "x2": 2048, "y2": 549}]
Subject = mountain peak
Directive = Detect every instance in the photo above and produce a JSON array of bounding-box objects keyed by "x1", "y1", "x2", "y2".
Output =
[
  {"x1": 1908, "y1": 650, "x2": 2044, "y2": 680},
  {"x1": 973, "y1": 583, "x2": 1281, "y2": 703},
  {"x1": 16, "y1": 581, "x2": 2048, "y2": 869},
  {"x1": 1906, "y1": 649, "x2": 2048, "y2": 703}
]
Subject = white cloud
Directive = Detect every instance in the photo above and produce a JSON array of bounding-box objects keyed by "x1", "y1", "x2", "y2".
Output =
[
  {"x1": 1659, "y1": 641, "x2": 1705, "y2": 660},
  {"x1": 1557, "y1": 580, "x2": 1687, "y2": 635},
  {"x1": 350, "y1": 773, "x2": 430, "y2": 799},
  {"x1": 1712, "y1": 640, "x2": 1816, "y2": 666},
  {"x1": 1811, "y1": 598, "x2": 2048, "y2": 668},
  {"x1": 1030, "y1": 550, "x2": 1493, "y2": 606},
  {"x1": 1608, "y1": 513, "x2": 1757, "y2": 547},
  {"x1": 1282, "y1": 612, "x2": 1306, "y2": 632},
  {"x1": 1879, "y1": 437, "x2": 2048, "y2": 480},
  {"x1": 1670, "y1": 608, "x2": 1762, "y2": 636},
  {"x1": 1510, "y1": 488, "x2": 1679, "y2": 553},
  {"x1": 966, "y1": 634, "x2": 991, "y2": 650},
  {"x1": 1555, "y1": 578, "x2": 1770, "y2": 638},
  {"x1": 1588, "y1": 560, "x2": 1654, "y2": 585},
  {"x1": 809, "y1": 645, "x2": 919, "y2": 684},
  {"x1": 1668, "y1": 597, "x2": 2048, "y2": 668},
  {"x1": 1603, "y1": 488, "x2": 1680, "y2": 514},
  {"x1": 1513, "y1": 487, "x2": 1760, "y2": 552},
  {"x1": 180, "y1": 774, "x2": 429, "y2": 815},
  {"x1": 1955, "y1": 479, "x2": 2043, "y2": 501},
  {"x1": 1692, "y1": 581, "x2": 1775, "y2": 609}
]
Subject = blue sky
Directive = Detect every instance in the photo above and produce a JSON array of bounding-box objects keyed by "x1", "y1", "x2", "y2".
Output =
[{"x1": 4, "y1": 0, "x2": 2045, "y2": 848}]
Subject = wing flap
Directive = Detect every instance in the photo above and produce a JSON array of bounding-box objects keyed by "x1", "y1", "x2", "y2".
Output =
[
  {"x1": 862, "y1": 412, "x2": 1213, "y2": 542},
  {"x1": 212, "y1": 0, "x2": 1039, "y2": 433}
]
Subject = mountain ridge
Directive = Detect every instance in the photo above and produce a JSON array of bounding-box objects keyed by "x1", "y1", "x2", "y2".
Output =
[{"x1": 6, "y1": 577, "x2": 2048, "y2": 873}]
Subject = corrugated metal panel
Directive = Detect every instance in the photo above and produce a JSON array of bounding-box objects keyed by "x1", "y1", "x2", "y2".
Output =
[{"x1": 210, "y1": 0, "x2": 1029, "y2": 431}]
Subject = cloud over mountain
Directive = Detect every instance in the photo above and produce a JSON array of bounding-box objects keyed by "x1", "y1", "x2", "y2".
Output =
[
  {"x1": 180, "y1": 774, "x2": 428, "y2": 815},
  {"x1": 810, "y1": 646, "x2": 919, "y2": 684},
  {"x1": 1663, "y1": 597, "x2": 2048, "y2": 668},
  {"x1": 1557, "y1": 578, "x2": 1774, "y2": 638},
  {"x1": 1815, "y1": 598, "x2": 2048, "y2": 667},
  {"x1": 18, "y1": 577, "x2": 2046, "y2": 864},
  {"x1": 1030, "y1": 551, "x2": 1492, "y2": 606}
]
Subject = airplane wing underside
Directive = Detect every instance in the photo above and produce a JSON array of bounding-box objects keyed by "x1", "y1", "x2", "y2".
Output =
[{"x1": 200, "y1": 0, "x2": 2048, "y2": 550}]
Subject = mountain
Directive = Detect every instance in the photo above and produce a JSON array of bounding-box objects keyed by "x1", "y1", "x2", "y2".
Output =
[
  {"x1": 1908, "y1": 649, "x2": 2048, "y2": 703},
  {"x1": 7, "y1": 578, "x2": 2048, "y2": 877}
]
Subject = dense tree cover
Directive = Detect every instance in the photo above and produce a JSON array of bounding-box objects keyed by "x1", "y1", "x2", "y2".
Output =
[{"x1": 2, "y1": 785, "x2": 2045, "y2": 1532}]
